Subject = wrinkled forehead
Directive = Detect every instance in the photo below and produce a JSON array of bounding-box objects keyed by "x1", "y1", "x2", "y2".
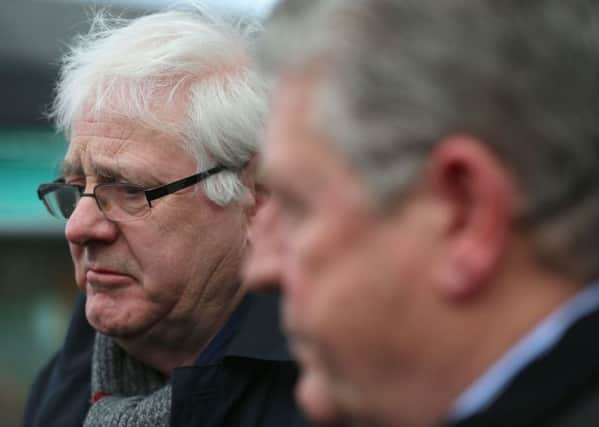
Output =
[{"x1": 63, "y1": 117, "x2": 195, "y2": 180}]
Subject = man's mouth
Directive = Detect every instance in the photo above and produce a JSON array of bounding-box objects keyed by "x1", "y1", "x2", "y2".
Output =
[{"x1": 86, "y1": 268, "x2": 131, "y2": 286}]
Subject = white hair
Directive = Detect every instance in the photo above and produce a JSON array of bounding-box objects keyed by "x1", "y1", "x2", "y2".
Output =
[{"x1": 51, "y1": 6, "x2": 269, "y2": 205}]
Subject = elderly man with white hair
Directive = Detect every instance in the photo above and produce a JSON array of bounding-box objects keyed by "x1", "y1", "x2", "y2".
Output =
[{"x1": 24, "y1": 7, "x2": 311, "y2": 427}]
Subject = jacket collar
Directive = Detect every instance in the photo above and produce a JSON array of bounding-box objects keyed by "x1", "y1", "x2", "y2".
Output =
[{"x1": 224, "y1": 291, "x2": 294, "y2": 362}]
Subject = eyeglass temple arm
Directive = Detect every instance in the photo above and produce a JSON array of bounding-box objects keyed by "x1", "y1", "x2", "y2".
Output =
[
  {"x1": 144, "y1": 165, "x2": 227, "y2": 205},
  {"x1": 37, "y1": 178, "x2": 67, "y2": 200}
]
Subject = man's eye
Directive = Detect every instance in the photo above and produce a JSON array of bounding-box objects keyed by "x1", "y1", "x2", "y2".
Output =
[
  {"x1": 121, "y1": 185, "x2": 144, "y2": 196},
  {"x1": 278, "y1": 196, "x2": 309, "y2": 226}
]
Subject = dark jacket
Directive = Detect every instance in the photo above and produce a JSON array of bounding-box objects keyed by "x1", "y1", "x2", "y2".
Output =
[
  {"x1": 445, "y1": 308, "x2": 599, "y2": 427},
  {"x1": 23, "y1": 291, "x2": 312, "y2": 427}
]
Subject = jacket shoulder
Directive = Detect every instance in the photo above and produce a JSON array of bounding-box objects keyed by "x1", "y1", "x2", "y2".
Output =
[{"x1": 22, "y1": 294, "x2": 94, "y2": 427}]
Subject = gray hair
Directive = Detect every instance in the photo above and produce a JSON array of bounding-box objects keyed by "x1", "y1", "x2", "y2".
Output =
[
  {"x1": 261, "y1": 0, "x2": 599, "y2": 281},
  {"x1": 51, "y1": 6, "x2": 269, "y2": 205}
]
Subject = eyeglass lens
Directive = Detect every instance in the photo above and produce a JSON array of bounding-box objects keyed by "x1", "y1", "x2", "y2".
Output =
[
  {"x1": 43, "y1": 186, "x2": 79, "y2": 219},
  {"x1": 42, "y1": 184, "x2": 150, "y2": 221}
]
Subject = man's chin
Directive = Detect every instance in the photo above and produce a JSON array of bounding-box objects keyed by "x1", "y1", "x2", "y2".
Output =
[
  {"x1": 296, "y1": 369, "x2": 381, "y2": 427},
  {"x1": 87, "y1": 316, "x2": 137, "y2": 338},
  {"x1": 85, "y1": 297, "x2": 139, "y2": 338}
]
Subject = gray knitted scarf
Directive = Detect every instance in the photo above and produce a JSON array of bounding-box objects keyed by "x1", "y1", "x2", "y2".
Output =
[{"x1": 83, "y1": 333, "x2": 172, "y2": 427}]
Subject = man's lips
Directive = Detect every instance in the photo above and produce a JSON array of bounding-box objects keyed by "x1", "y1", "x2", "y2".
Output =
[{"x1": 86, "y1": 268, "x2": 132, "y2": 286}]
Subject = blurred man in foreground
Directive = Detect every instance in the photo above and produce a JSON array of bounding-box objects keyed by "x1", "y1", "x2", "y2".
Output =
[
  {"x1": 25, "y1": 7, "x2": 310, "y2": 427},
  {"x1": 245, "y1": 1, "x2": 599, "y2": 426}
]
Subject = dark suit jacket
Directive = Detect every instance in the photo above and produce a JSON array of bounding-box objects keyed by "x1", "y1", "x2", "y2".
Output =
[{"x1": 445, "y1": 308, "x2": 599, "y2": 427}]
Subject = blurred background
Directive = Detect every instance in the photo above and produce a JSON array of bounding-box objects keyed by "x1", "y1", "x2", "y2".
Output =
[{"x1": 0, "y1": 0, "x2": 277, "y2": 425}]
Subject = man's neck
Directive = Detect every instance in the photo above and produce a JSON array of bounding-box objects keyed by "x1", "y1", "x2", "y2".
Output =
[
  {"x1": 432, "y1": 267, "x2": 581, "y2": 425},
  {"x1": 375, "y1": 251, "x2": 583, "y2": 427},
  {"x1": 115, "y1": 288, "x2": 246, "y2": 376}
]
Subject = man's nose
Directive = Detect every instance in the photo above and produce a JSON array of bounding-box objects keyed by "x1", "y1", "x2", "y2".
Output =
[{"x1": 65, "y1": 194, "x2": 118, "y2": 245}]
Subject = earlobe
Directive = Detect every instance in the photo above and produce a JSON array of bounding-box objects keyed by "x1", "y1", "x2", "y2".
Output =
[{"x1": 429, "y1": 135, "x2": 516, "y2": 299}]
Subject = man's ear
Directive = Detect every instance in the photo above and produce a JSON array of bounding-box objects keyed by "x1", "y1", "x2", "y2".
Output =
[
  {"x1": 427, "y1": 135, "x2": 516, "y2": 299},
  {"x1": 241, "y1": 155, "x2": 269, "y2": 220},
  {"x1": 246, "y1": 182, "x2": 273, "y2": 247}
]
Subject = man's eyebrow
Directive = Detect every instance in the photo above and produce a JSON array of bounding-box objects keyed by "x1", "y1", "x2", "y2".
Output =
[
  {"x1": 91, "y1": 163, "x2": 119, "y2": 180},
  {"x1": 257, "y1": 160, "x2": 281, "y2": 187},
  {"x1": 61, "y1": 160, "x2": 83, "y2": 177},
  {"x1": 61, "y1": 160, "x2": 121, "y2": 181}
]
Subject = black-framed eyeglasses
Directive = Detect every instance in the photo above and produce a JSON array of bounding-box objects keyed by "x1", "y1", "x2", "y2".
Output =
[{"x1": 37, "y1": 165, "x2": 226, "y2": 223}]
